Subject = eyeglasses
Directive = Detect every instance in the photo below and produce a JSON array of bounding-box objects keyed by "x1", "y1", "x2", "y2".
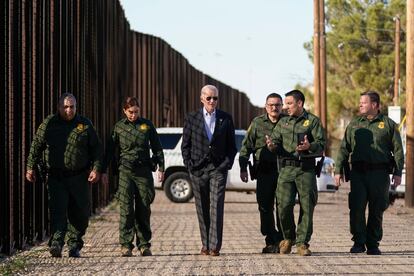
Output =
[
  {"x1": 266, "y1": 103, "x2": 282, "y2": 108},
  {"x1": 206, "y1": 96, "x2": 218, "y2": 101}
]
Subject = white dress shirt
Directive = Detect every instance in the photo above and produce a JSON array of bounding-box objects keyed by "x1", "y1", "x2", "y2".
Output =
[{"x1": 203, "y1": 107, "x2": 216, "y2": 142}]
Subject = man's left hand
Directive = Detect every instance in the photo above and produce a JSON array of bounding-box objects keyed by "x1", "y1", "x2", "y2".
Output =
[
  {"x1": 88, "y1": 170, "x2": 101, "y2": 183},
  {"x1": 157, "y1": 171, "x2": 165, "y2": 182},
  {"x1": 391, "y1": 175, "x2": 401, "y2": 188},
  {"x1": 240, "y1": 171, "x2": 248, "y2": 183}
]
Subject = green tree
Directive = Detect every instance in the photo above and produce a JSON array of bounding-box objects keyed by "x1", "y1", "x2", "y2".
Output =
[{"x1": 304, "y1": 0, "x2": 406, "y2": 138}]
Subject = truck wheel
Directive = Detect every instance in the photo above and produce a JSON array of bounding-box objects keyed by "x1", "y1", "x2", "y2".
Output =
[{"x1": 164, "y1": 172, "x2": 194, "y2": 203}]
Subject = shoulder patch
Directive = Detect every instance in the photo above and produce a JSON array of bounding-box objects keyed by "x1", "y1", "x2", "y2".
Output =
[
  {"x1": 77, "y1": 123, "x2": 85, "y2": 131},
  {"x1": 140, "y1": 123, "x2": 149, "y2": 131}
]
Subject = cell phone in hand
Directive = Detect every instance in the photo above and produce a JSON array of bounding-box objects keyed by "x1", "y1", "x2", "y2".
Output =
[{"x1": 297, "y1": 133, "x2": 306, "y2": 146}]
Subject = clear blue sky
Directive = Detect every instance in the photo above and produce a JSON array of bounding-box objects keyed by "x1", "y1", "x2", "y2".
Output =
[{"x1": 119, "y1": 0, "x2": 314, "y2": 106}]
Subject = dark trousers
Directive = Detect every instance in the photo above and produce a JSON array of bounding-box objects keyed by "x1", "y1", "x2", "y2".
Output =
[
  {"x1": 256, "y1": 169, "x2": 282, "y2": 246},
  {"x1": 349, "y1": 169, "x2": 389, "y2": 249},
  {"x1": 190, "y1": 163, "x2": 227, "y2": 251},
  {"x1": 118, "y1": 167, "x2": 155, "y2": 250},
  {"x1": 47, "y1": 172, "x2": 90, "y2": 250}
]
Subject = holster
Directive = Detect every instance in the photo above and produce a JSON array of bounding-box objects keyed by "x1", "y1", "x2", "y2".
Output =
[
  {"x1": 315, "y1": 156, "x2": 325, "y2": 177},
  {"x1": 342, "y1": 162, "x2": 350, "y2": 182},
  {"x1": 248, "y1": 161, "x2": 257, "y2": 181},
  {"x1": 388, "y1": 159, "x2": 396, "y2": 174},
  {"x1": 150, "y1": 156, "x2": 158, "y2": 172},
  {"x1": 301, "y1": 160, "x2": 315, "y2": 171}
]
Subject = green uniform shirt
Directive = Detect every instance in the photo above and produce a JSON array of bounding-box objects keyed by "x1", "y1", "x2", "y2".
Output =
[
  {"x1": 103, "y1": 117, "x2": 165, "y2": 172},
  {"x1": 239, "y1": 114, "x2": 283, "y2": 171},
  {"x1": 26, "y1": 114, "x2": 103, "y2": 172},
  {"x1": 271, "y1": 109, "x2": 326, "y2": 158},
  {"x1": 335, "y1": 113, "x2": 404, "y2": 176}
]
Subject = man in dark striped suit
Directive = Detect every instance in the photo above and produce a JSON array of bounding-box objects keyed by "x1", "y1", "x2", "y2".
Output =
[{"x1": 182, "y1": 84, "x2": 237, "y2": 256}]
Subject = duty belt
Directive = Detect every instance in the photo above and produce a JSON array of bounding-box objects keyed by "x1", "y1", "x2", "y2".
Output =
[
  {"x1": 48, "y1": 167, "x2": 88, "y2": 178},
  {"x1": 120, "y1": 158, "x2": 156, "y2": 171},
  {"x1": 281, "y1": 159, "x2": 315, "y2": 171},
  {"x1": 282, "y1": 159, "x2": 302, "y2": 167},
  {"x1": 351, "y1": 162, "x2": 389, "y2": 172}
]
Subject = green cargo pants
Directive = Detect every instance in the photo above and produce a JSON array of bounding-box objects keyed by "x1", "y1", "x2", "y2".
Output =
[
  {"x1": 349, "y1": 169, "x2": 389, "y2": 249},
  {"x1": 47, "y1": 171, "x2": 90, "y2": 250},
  {"x1": 276, "y1": 166, "x2": 317, "y2": 245},
  {"x1": 256, "y1": 167, "x2": 282, "y2": 246},
  {"x1": 118, "y1": 166, "x2": 155, "y2": 250}
]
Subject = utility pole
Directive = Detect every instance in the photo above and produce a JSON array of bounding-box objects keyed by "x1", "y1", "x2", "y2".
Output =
[
  {"x1": 314, "y1": 0, "x2": 328, "y2": 153},
  {"x1": 313, "y1": 0, "x2": 320, "y2": 118},
  {"x1": 319, "y1": 0, "x2": 328, "y2": 153},
  {"x1": 394, "y1": 15, "x2": 401, "y2": 106},
  {"x1": 319, "y1": 0, "x2": 327, "y2": 128},
  {"x1": 406, "y1": 0, "x2": 414, "y2": 207}
]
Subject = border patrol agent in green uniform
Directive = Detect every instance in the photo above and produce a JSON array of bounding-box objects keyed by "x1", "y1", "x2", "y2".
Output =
[
  {"x1": 26, "y1": 93, "x2": 103, "y2": 258},
  {"x1": 266, "y1": 90, "x2": 326, "y2": 256},
  {"x1": 239, "y1": 93, "x2": 284, "y2": 254},
  {"x1": 335, "y1": 91, "x2": 404, "y2": 255},
  {"x1": 102, "y1": 97, "x2": 164, "y2": 257}
]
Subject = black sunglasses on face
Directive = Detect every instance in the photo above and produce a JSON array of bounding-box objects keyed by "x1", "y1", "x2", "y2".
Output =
[
  {"x1": 266, "y1": 103, "x2": 282, "y2": 108},
  {"x1": 206, "y1": 96, "x2": 218, "y2": 101}
]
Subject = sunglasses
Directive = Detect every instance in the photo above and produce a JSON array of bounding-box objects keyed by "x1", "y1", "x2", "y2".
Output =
[
  {"x1": 266, "y1": 103, "x2": 283, "y2": 108},
  {"x1": 206, "y1": 96, "x2": 218, "y2": 101}
]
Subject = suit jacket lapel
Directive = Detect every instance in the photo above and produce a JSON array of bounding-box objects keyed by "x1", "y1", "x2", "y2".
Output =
[
  {"x1": 197, "y1": 109, "x2": 210, "y2": 142},
  {"x1": 211, "y1": 110, "x2": 223, "y2": 143}
]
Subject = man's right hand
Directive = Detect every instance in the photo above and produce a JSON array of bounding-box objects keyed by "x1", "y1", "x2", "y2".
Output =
[
  {"x1": 391, "y1": 175, "x2": 401, "y2": 188},
  {"x1": 26, "y1": 170, "x2": 36, "y2": 183},
  {"x1": 240, "y1": 171, "x2": 248, "y2": 183},
  {"x1": 334, "y1": 174, "x2": 343, "y2": 187},
  {"x1": 265, "y1": 135, "x2": 276, "y2": 152}
]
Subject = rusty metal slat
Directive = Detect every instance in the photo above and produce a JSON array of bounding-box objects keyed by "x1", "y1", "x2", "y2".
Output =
[
  {"x1": 0, "y1": 0, "x2": 9, "y2": 254},
  {"x1": 1, "y1": 0, "x2": 260, "y2": 255}
]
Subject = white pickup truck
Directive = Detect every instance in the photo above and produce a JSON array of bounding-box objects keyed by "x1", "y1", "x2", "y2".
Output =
[{"x1": 154, "y1": 127, "x2": 337, "y2": 203}]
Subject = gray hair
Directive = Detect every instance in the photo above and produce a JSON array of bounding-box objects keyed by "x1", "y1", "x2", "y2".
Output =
[{"x1": 201, "y1": 85, "x2": 219, "y2": 96}]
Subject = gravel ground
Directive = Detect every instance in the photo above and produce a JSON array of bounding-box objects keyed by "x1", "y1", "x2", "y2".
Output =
[{"x1": 8, "y1": 185, "x2": 414, "y2": 275}]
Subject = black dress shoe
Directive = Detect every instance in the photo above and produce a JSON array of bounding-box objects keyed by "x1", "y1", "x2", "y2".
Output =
[
  {"x1": 262, "y1": 244, "x2": 278, "y2": 254},
  {"x1": 350, "y1": 244, "x2": 366, "y2": 253},
  {"x1": 68, "y1": 248, "x2": 81, "y2": 258},
  {"x1": 367, "y1": 247, "x2": 381, "y2": 255}
]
